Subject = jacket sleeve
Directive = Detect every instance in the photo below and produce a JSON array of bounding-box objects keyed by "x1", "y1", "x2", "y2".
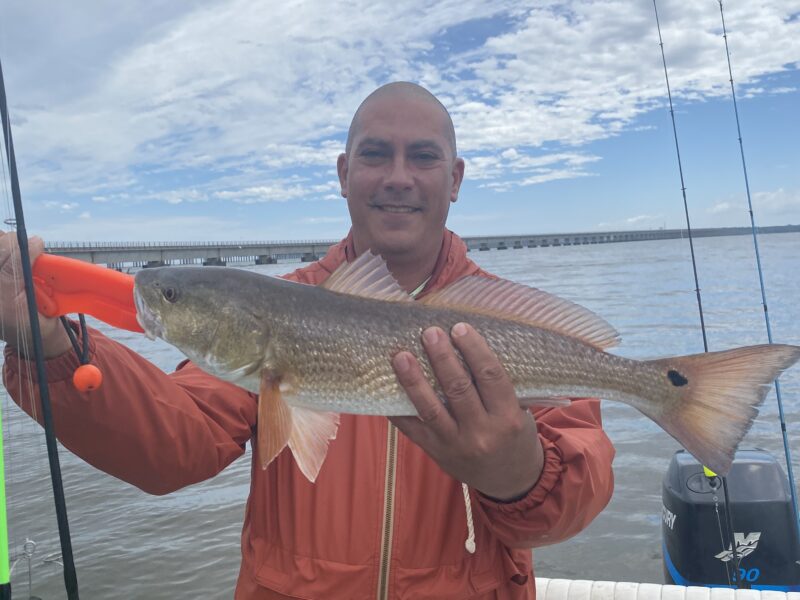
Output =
[
  {"x1": 2, "y1": 322, "x2": 257, "y2": 495},
  {"x1": 473, "y1": 398, "x2": 615, "y2": 548}
]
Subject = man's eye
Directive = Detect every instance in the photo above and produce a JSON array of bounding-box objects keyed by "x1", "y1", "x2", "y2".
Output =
[
  {"x1": 414, "y1": 153, "x2": 438, "y2": 162},
  {"x1": 360, "y1": 149, "x2": 385, "y2": 158}
]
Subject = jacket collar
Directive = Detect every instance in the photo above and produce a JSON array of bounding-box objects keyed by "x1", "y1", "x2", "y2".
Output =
[{"x1": 314, "y1": 229, "x2": 481, "y2": 296}]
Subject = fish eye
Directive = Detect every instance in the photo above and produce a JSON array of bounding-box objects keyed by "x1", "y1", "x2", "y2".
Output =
[{"x1": 162, "y1": 287, "x2": 179, "y2": 303}]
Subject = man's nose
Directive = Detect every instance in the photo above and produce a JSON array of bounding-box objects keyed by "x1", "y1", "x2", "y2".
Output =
[{"x1": 384, "y1": 157, "x2": 414, "y2": 191}]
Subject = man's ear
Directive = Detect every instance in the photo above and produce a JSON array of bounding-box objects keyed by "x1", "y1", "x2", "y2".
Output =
[
  {"x1": 337, "y1": 153, "x2": 348, "y2": 198},
  {"x1": 450, "y1": 157, "x2": 465, "y2": 203}
]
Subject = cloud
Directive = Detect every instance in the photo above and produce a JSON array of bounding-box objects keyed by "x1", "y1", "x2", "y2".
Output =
[
  {"x1": 10, "y1": 0, "x2": 523, "y2": 197},
  {"x1": 752, "y1": 188, "x2": 800, "y2": 216},
  {"x1": 467, "y1": 150, "x2": 601, "y2": 191},
  {"x1": 214, "y1": 186, "x2": 306, "y2": 203},
  {"x1": 709, "y1": 201, "x2": 733, "y2": 214},
  {"x1": 299, "y1": 216, "x2": 349, "y2": 225},
  {"x1": 597, "y1": 214, "x2": 666, "y2": 229},
  {"x1": 708, "y1": 189, "x2": 800, "y2": 219},
  {"x1": 626, "y1": 214, "x2": 661, "y2": 225},
  {"x1": 43, "y1": 201, "x2": 80, "y2": 212},
  {"x1": 36, "y1": 215, "x2": 270, "y2": 243},
  {"x1": 3, "y1": 0, "x2": 799, "y2": 232},
  {"x1": 154, "y1": 189, "x2": 207, "y2": 205},
  {"x1": 467, "y1": 151, "x2": 601, "y2": 180},
  {"x1": 480, "y1": 168, "x2": 595, "y2": 192},
  {"x1": 444, "y1": 1, "x2": 800, "y2": 155},
  {"x1": 259, "y1": 141, "x2": 344, "y2": 170}
]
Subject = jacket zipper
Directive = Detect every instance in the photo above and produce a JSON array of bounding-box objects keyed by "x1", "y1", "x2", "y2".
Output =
[{"x1": 377, "y1": 423, "x2": 399, "y2": 600}]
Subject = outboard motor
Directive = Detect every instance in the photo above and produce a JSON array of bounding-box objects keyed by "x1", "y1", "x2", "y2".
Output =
[{"x1": 662, "y1": 449, "x2": 800, "y2": 591}]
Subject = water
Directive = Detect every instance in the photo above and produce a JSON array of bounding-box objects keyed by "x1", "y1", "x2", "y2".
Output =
[{"x1": 2, "y1": 233, "x2": 799, "y2": 598}]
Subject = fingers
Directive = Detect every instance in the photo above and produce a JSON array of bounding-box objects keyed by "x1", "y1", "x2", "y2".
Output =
[
  {"x1": 0, "y1": 233, "x2": 47, "y2": 346},
  {"x1": 29, "y1": 236, "x2": 45, "y2": 261},
  {"x1": 0, "y1": 230, "x2": 14, "y2": 270},
  {"x1": 392, "y1": 351, "x2": 456, "y2": 439},
  {"x1": 0, "y1": 233, "x2": 43, "y2": 273},
  {"x1": 420, "y1": 326, "x2": 487, "y2": 426},
  {"x1": 392, "y1": 322, "x2": 520, "y2": 447},
  {"x1": 450, "y1": 322, "x2": 518, "y2": 416}
]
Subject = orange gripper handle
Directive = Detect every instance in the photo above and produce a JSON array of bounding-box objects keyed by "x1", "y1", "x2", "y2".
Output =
[{"x1": 32, "y1": 254, "x2": 144, "y2": 333}]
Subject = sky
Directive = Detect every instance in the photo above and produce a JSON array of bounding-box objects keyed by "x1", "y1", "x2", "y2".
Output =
[{"x1": 0, "y1": 0, "x2": 798, "y2": 242}]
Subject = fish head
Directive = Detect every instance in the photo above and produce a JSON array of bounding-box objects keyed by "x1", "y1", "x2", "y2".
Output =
[{"x1": 134, "y1": 267, "x2": 271, "y2": 379}]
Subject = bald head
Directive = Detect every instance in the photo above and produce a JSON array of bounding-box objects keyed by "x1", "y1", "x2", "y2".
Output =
[{"x1": 345, "y1": 82, "x2": 457, "y2": 157}]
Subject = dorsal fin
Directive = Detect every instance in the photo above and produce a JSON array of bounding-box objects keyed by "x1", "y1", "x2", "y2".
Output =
[
  {"x1": 321, "y1": 250, "x2": 412, "y2": 302},
  {"x1": 421, "y1": 276, "x2": 620, "y2": 350}
]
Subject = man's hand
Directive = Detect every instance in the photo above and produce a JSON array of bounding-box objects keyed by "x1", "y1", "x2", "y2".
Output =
[
  {"x1": 389, "y1": 322, "x2": 544, "y2": 501},
  {"x1": 0, "y1": 231, "x2": 72, "y2": 358}
]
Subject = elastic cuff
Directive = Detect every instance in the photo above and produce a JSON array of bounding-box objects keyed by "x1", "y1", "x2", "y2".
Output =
[
  {"x1": 477, "y1": 435, "x2": 564, "y2": 514},
  {"x1": 3, "y1": 320, "x2": 96, "y2": 384}
]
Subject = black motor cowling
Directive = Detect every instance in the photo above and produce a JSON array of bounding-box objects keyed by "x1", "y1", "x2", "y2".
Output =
[{"x1": 662, "y1": 449, "x2": 800, "y2": 591}]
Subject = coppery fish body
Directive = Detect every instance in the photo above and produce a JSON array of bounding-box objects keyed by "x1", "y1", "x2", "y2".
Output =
[
  {"x1": 133, "y1": 252, "x2": 800, "y2": 479},
  {"x1": 242, "y1": 285, "x2": 656, "y2": 415}
]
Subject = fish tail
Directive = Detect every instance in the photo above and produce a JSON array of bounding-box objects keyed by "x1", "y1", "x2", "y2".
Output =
[{"x1": 644, "y1": 343, "x2": 800, "y2": 475}]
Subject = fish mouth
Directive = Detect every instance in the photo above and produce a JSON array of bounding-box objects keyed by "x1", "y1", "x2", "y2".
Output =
[{"x1": 133, "y1": 286, "x2": 166, "y2": 341}]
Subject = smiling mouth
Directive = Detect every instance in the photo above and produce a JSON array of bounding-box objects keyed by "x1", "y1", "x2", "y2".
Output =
[{"x1": 371, "y1": 204, "x2": 420, "y2": 213}]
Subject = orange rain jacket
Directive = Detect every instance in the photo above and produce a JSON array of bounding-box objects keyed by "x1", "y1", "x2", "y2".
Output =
[{"x1": 4, "y1": 230, "x2": 615, "y2": 600}]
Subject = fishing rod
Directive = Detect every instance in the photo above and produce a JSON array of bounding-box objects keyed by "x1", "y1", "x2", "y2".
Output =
[
  {"x1": 0, "y1": 405, "x2": 9, "y2": 600},
  {"x1": 0, "y1": 58, "x2": 80, "y2": 599},
  {"x1": 651, "y1": 0, "x2": 741, "y2": 588},
  {"x1": 717, "y1": 0, "x2": 800, "y2": 542},
  {"x1": 0, "y1": 121, "x2": 10, "y2": 600}
]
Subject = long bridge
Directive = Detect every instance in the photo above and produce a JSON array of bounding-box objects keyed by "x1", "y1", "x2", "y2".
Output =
[{"x1": 44, "y1": 225, "x2": 799, "y2": 268}]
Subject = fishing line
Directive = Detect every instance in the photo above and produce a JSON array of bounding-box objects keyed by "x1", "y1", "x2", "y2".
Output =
[
  {"x1": 2, "y1": 84, "x2": 69, "y2": 600},
  {"x1": 710, "y1": 477, "x2": 733, "y2": 587},
  {"x1": 0, "y1": 68, "x2": 18, "y2": 600},
  {"x1": 0, "y1": 57, "x2": 81, "y2": 599},
  {"x1": 717, "y1": 0, "x2": 800, "y2": 546},
  {"x1": 651, "y1": 0, "x2": 741, "y2": 588}
]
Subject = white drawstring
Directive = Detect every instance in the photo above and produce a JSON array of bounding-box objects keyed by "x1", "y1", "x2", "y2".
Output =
[
  {"x1": 416, "y1": 276, "x2": 475, "y2": 554},
  {"x1": 411, "y1": 281, "x2": 474, "y2": 553},
  {"x1": 462, "y1": 482, "x2": 475, "y2": 553}
]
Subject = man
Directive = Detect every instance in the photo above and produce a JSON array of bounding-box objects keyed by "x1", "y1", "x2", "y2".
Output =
[{"x1": 1, "y1": 82, "x2": 614, "y2": 599}]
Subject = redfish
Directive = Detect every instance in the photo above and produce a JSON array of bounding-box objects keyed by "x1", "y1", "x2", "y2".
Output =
[{"x1": 133, "y1": 251, "x2": 800, "y2": 481}]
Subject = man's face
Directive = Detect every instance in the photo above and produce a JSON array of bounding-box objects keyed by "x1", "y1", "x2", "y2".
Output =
[{"x1": 337, "y1": 93, "x2": 464, "y2": 260}]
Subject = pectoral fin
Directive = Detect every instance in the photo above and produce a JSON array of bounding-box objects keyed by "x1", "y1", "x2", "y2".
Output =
[{"x1": 257, "y1": 372, "x2": 293, "y2": 470}]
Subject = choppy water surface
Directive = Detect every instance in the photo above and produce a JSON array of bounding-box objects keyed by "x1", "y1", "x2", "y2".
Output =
[{"x1": 2, "y1": 233, "x2": 798, "y2": 598}]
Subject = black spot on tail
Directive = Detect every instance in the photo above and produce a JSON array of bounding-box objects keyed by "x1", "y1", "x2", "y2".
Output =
[{"x1": 667, "y1": 369, "x2": 689, "y2": 387}]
